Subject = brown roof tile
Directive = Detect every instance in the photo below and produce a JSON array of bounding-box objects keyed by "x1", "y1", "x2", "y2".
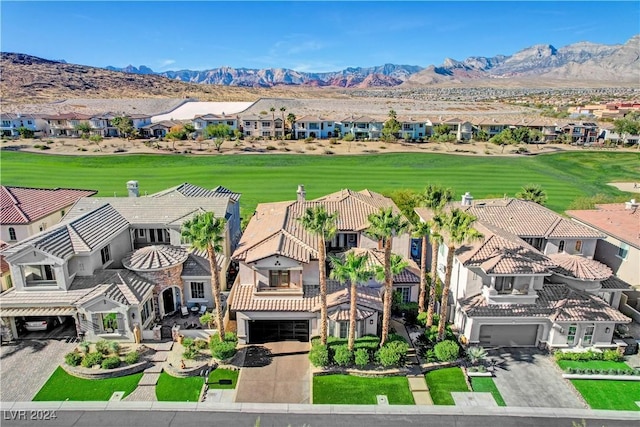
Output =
[
  {"x1": 1, "y1": 186, "x2": 97, "y2": 225},
  {"x1": 549, "y1": 253, "x2": 612, "y2": 281},
  {"x1": 567, "y1": 203, "x2": 640, "y2": 249}
]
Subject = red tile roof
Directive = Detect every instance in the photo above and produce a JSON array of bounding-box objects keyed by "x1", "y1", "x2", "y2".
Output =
[
  {"x1": 1, "y1": 186, "x2": 97, "y2": 225},
  {"x1": 548, "y1": 253, "x2": 612, "y2": 281},
  {"x1": 567, "y1": 203, "x2": 640, "y2": 249}
]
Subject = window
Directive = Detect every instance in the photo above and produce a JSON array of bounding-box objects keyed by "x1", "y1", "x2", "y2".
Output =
[
  {"x1": 140, "y1": 299, "x2": 153, "y2": 324},
  {"x1": 101, "y1": 245, "x2": 111, "y2": 265},
  {"x1": 398, "y1": 287, "x2": 411, "y2": 303},
  {"x1": 403, "y1": 124, "x2": 412, "y2": 130},
  {"x1": 191, "y1": 282, "x2": 205, "y2": 299},
  {"x1": 60, "y1": 210, "x2": 65, "y2": 218},
  {"x1": 6, "y1": 275, "x2": 12, "y2": 289},
  {"x1": 582, "y1": 325, "x2": 595, "y2": 346},
  {"x1": 558, "y1": 240, "x2": 565, "y2": 252},
  {"x1": 227, "y1": 121, "x2": 234, "y2": 126},
  {"x1": 575, "y1": 240, "x2": 582, "y2": 253},
  {"x1": 567, "y1": 324, "x2": 577, "y2": 345},
  {"x1": 101, "y1": 313, "x2": 119, "y2": 332},
  {"x1": 24, "y1": 265, "x2": 56, "y2": 285},
  {"x1": 269, "y1": 270, "x2": 290, "y2": 287},
  {"x1": 8, "y1": 227, "x2": 16, "y2": 241},
  {"x1": 262, "y1": 131, "x2": 271, "y2": 137},
  {"x1": 339, "y1": 321, "x2": 348, "y2": 339},
  {"x1": 617, "y1": 243, "x2": 629, "y2": 260},
  {"x1": 261, "y1": 121, "x2": 271, "y2": 128},
  {"x1": 136, "y1": 229, "x2": 146, "y2": 238},
  {"x1": 495, "y1": 277, "x2": 513, "y2": 294},
  {"x1": 244, "y1": 121, "x2": 251, "y2": 127}
]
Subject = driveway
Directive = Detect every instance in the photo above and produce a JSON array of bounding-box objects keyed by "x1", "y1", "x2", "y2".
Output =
[
  {"x1": 0, "y1": 339, "x2": 75, "y2": 401},
  {"x1": 234, "y1": 341, "x2": 310, "y2": 404},
  {"x1": 489, "y1": 348, "x2": 584, "y2": 408}
]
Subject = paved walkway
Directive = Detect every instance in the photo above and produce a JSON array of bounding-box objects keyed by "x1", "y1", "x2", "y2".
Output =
[
  {"x1": 489, "y1": 348, "x2": 584, "y2": 408},
  {"x1": 390, "y1": 318, "x2": 420, "y2": 365},
  {"x1": 406, "y1": 374, "x2": 433, "y2": 405},
  {"x1": 0, "y1": 339, "x2": 75, "y2": 401},
  {"x1": 235, "y1": 341, "x2": 310, "y2": 404},
  {"x1": 124, "y1": 342, "x2": 174, "y2": 402}
]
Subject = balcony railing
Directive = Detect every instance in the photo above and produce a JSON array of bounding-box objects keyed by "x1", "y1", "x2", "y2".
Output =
[{"x1": 254, "y1": 280, "x2": 303, "y2": 296}]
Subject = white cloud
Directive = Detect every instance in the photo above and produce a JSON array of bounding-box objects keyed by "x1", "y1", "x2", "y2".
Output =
[{"x1": 157, "y1": 59, "x2": 176, "y2": 69}]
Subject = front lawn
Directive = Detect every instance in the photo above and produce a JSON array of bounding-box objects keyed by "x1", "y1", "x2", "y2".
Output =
[
  {"x1": 425, "y1": 367, "x2": 469, "y2": 405},
  {"x1": 557, "y1": 360, "x2": 633, "y2": 371},
  {"x1": 571, "y1": 379, "x2": 640, "y2": 411},
  {"x1": 155, "y1": 372, "x2": 204, "y2": 402},
  {"x1": 313, "y1": 374, "x2": 414, "y2": 405},
  {"x1": 207, "y1": 368, "x2": 239, "y2": 389},
  {"x1": 470, "y1": 377, "x2": 506, "y2": 406},
  {"x1": 33, "y1": 366, "x2": 142, "y2": 401}
]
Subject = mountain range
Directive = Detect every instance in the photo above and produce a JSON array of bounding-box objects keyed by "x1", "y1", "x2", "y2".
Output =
[{"x1": 105, "y1": 35, "x2": 640, "y2": 87}]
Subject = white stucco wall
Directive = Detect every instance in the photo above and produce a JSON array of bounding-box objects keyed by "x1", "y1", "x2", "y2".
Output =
[
  {"x1": 548, "y1": 322, "x2": 615, "y2": 348},
  {"x1": 1, "y1": 209, "x2": 71, "y2": 243},
  {"x1": 545, "y1": 238, "x2": 598, "y2": 258}
]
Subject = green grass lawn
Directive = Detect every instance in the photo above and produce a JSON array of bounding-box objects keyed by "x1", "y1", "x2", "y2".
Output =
[
  {"x1": 470, "y1": 377, "x2": 506, "y2": 406},
  {"x1": 155, "y1": 372, "x2": 204, "y2": 402},
  {"x1": 571, "y1": 379, "x2": 640, "y2": 411},
  {"x1": 557, "y1": 360, "x2": 633, "y2": 371},
  {"x1": 33, "y1": 366, "x2": 142, "y2": 401},
  {"x1": 425, "y1": 367, "x2": 469, "y2": 405},
  {"x1": 207, "y1": 368, "x2": 239, "y2": 389},
  {"x1": 2, "y1": 152, "x2": 638, "y2": 216},
  {"x1": 313, "y1": 374, "x2": 415, "y2": 405}
]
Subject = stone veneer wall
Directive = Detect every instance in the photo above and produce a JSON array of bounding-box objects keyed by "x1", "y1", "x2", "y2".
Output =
[
  {"x1": 61, "y1": 360, "x2": 150, "y2": 379},
  {"x1": 133, "y1": 264, "x2": 184, "y2": 318}
]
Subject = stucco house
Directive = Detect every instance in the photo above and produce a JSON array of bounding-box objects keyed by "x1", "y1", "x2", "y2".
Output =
[
  {"x1": 192, "y1": 114, "x2": 238, "y2": 136},
  {"x1": 397, "y1": 117, "x2": 429, "y2": 140},
  {"x1": 241, "y1": 115, "x2": 284, "y2": 138},
  {"x1": 336, "y1": 116, "x2": 383, "y2": 140},
  {"x1": 0, "y1": 182, "x2": 241, "y2": 342},
  {"x1": 293, "y1": 115, "x2": 335, "y2": 140},
  {"x1": 41, "y1": 113, "x2": 93, "y2": 137},
  {"x1": 229, "y1": 186, "x2": 416, "y2": 345},
  {"x1": 415, "y1": 195, "x2": 631, "y2": 349},
  {"x1": 0, "y1": 113, "x2": 39, "y2": 137}
]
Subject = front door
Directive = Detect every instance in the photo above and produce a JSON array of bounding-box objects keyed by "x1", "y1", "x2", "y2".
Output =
[{"x1": 162, "y1": 288, "x2": 175, "y2": 316}]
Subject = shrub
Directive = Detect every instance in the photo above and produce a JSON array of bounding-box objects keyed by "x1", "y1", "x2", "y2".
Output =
[
  {"x1": 376, "y1": 341, "x2": 409, "y2": 367},
  {"x1": 78, "y1": 341, "x2": 90, "y2": 354},
  {"x1": 65, "y1": 352, "x2": 83, "y2": 367},
  {"x1": 608, "y1": 368, "x2": 617, "y2": 375},
  {"x1": 416, "y1": 312, "x2": 428, "y2": 327},
  {"x1": 343, "y1": 134, "x2": 355, "y2": 142},
  {"x1": 554, "y1": 350, "x2": 604, "y2": 362},
  {"x1": 101, "y1": 356, "x2": 121, "y2": 369},
  {"x1": 195, "y1": 339, "x2": 208, "y2": 350},
  {"x1": 424, "y1": 349, "x2": 438, "y2": 363},
  {"x1": 95, "y1": 340, "x2": 111, "y2": 355},
  {"x1": 266, "y1": 145, "x2": 277, "y2": 150},
  {"x1": 210, "y1": 340, "x2": 236, "y2": 360},
  {"x1": 329, "y1": 138, "x2": 338, "y2": 145},
  {"x1": 124, "y1": 351, "x2": 140, "y2": 365},
  {"x1": 566, "y1": 367, "x2": 576, "y2": 374},
  {"x1": 333, "y1": 345, "x2": 353, "y2": 367},
  {"x1": 467, "y1": 346, "x2": 487, "y2": 365},
  {"x1": 477, "y1": 365, "x2": 487, "y2": 373},
  {"x1": 224, "y1": 332, "x2": 237, "y2": 342},
  {"x1": 309, "y1": 344, "x2": 329, "y2": 367},
  {"x1": 81, "y1": 352, "x2": 104, "y2": 368},
  {"x1": 617, "y1": 369, "x2": 627, "y2": 375},
  {"x1": 584, "y1": 369, "x2": 593, "y2": 375},
  {"x1": 182, "y1": 337, "x2": 195, "y2": 349},
  {"x1": 323, "y1": 149, "x2": 335, "y2": 155},
  {"x1": 304, "y1": 137, "x2": 315, "y2": 143},
  {"x1": 183, "y1": 348, "x2": 198, "y2": 360},
  {"x1": 354, "y1": 348, "x2": 369, "y2": 368},
  {"x1": 108, "y1": 341, "x2": 120, "y2": 354},
  {"x1": 468, "y1": 366, "x2": 477, "y2": 373},
  {"x1": 434, "y1": 340, "x2": 460, "y2": 362},
  {"x1": 602, "y1": 349, "x2": 623, "y2": 362},
  {"x1": 396, "y1": 302, "x2": 419, "y2": 325}
]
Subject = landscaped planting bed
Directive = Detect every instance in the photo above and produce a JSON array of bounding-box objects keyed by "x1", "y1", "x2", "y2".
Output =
[
  {"x1": 424, "y1": 367, "x2": 469, "y2": 405},
  {"x1": 313, "y1": 374, "x2": 414, "y2": 405},
  {"x1": 33, "y1": 367, "x2": 142, "y2": 401},
  {"x1": 557, "y1": 360, "x2": 634, "y2": 372},
  {"x1": 570, "y1": 379, "x2": 640, "y2": 411},
  {"x1": 470, "y1": 377, "x2": 506, "y2": 406},
  {"x1": 155, "y1": 371, "x2": 203, "y2": 402}
]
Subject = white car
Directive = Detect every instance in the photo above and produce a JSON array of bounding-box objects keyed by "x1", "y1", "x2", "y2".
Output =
[{"x1": 23, "y1": 316, "x2": 64, "y2": 332}]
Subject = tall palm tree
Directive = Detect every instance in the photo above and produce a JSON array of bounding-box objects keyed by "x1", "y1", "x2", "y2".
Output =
[
  {"x1": 423, "y1": 185, "x2": 454, "y2": 327},
  {"x1": 298, "y1": 206, "x2": 339, "y2": 345},
  {"x1": 412, "y1": 221, "x2": 431, "y2": 313},
  {"x1": 329, "y1": 252, "x2": 371, "y2": 351},
  {"x1": 373, "y1": 253, "x2": 410, "y2": 297},
  {"x1": 366, "y1": 208, "x2": 410, "y2": 346},
  {"x1": 437, "y1": 208, "x2": 483, "y2": 341},
  {"x1": 287, "y1": 113, "x2": 297, "y2": 140},
  {"x1": 516, "y1": 184, "x2": 547, "y2": 206},
  {"x1": 181, "y1": 211, "x2": 227, "y2": 341},
  {"x1": 280, "y1": 106, "x2": 287, "y2": 139},
  {"x1": 269, "y1": 107, "x2": 276, "y2": 135}
]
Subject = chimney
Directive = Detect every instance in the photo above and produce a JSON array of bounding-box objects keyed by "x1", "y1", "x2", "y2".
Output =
[
  {"x1": 296, "y1": 185, "x2": 306, "y2": 202},
  {"x1": 127, "y1": 180, "x2": 139, "y2": 198},
  {"x1": 461, "y1": 192, "x2": 473, "y2": 206}
]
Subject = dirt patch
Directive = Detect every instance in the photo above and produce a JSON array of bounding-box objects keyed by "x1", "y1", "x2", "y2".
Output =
[{"x1": 608, "y1": 182, "x2": 640, "y2": 193}]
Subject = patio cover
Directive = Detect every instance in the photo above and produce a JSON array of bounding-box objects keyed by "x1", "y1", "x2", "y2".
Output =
[{"x1": 0, "y1": 306, "x2": 76, "y2": 317}]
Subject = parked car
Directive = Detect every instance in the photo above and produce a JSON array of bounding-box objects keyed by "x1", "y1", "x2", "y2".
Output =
[{"x1": 23, "y1": 316, "x2": 64, "y2": 332}]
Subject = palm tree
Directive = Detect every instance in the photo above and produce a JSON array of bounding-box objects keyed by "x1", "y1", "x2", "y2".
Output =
[
  {"x1": 287, "y1": 113, "x2": 297, "y2": 140},
  {"x1": 423, "y1": 185, "x2": 453, "y2": 327},
  {"x1": 181, "y1": 212, "x2": 227, "y2": 341},
  {"x1": 516, "y1": 184, "x2": 547, "y2": 206},
  {"x1": 329, "y1": 252, "x2": 371, "y2": 351},
  {"x1": 280, "y1": 107, "x2": 286, "y2": 139},
  {"x1": 298, "y1": 206, "x2": 339, "y2": 345},
  {"x1": 269, "y1": 107, "x2": 276, "y2": 135},
  {"x1": 373, "y1": 253, "x2": 409, "y2": 305},
  {"x1": 437, "y1": 208, "x2": 483, "y2": 341},
  {"x1": 366, "y1": 208, "x2": 410, "y2": 346},
  {"x1": 412, "y1": 221, "x2": 431, "y2": 313}
]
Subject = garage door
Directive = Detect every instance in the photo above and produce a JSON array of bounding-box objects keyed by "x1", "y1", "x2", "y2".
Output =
[
  {"x1": 248, "y1": 320, "x2": 309, "y2": 344},
  {"x1": 479, "y1": 324, "x2": 539, "y2": 347}
]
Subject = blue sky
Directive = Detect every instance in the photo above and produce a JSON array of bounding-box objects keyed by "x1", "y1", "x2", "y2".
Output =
[{"x1": 2, "y1": 1, "x2": 638, "y2": 72}]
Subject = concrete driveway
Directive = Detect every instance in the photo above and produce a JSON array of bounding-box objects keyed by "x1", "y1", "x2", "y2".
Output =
[
  {"x1": 489, "y1": 348, "x2": 584, "y2": 408},
  {"x1": 234, "y1": 341, "x2": 310, "y2": 404},
  {"x1": 0, "y1": 339, "x2": 75, "y2": 401}
]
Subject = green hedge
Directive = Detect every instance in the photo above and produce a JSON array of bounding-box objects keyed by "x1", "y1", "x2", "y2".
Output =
[
  {"x1": 554, "y1": 349, "x2": 623, "y2": 362},
  {"x1": 210, "y1": 333, "x2": 238, "y2": 360}
]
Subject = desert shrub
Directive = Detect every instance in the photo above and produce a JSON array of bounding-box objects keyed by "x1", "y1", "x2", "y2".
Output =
[
  {"x1": 78, "y1": 341, "x2": 90, "y2": 354},
  {"x1": 182, "y1": 337, "x2": 195, "y2": 349},
  {"x1": 81, "y1": 352, "x2": 104, "y2": 368},
  {"x1": 602, "y1": 349, "x2": 623, "y2": 362},
  {"x1": 309, "y1": 344, "x2": 329, "y2": 367},
  {"x1": 467, "y1": 346, "x2": 488, "y2": 365},
  {"x1": 101, "y1": 356, "x2": 121, "y2": 369},
  {"x1": 124, "y1": 351, "x2": 140, "y2": 365},
  {"x1": 354, "y1": 348, "x2": 370, "y2": 368},
  {"x1": 183, "y1": 348, "x2": 198, "y2": 360},
  {"x1": 108, "y1": 340, "x2": 120, "y2": 354},
  {"x1": 379, "y1": 145, "x2": 387, "y2": 149},
  {"x1": 343, "y1": 133, "x2": 355, "y2": 142},
  {"x1": 434, "y1": 340, "x2": 460, "y2": 362},
  {"x1": 323, "y1": 149, "x2": 335, "y2": 155},
  {"x1": 468, "y1": 366, "x2": 477, "y2": 373},
  {"x1": 333, "y1": 345, "x2": 353, "y2": 367},
  {"x1": 95, "y1": 340, "x2": 111, "y2": 355},
  {"x1": 65, "y1": 352, "x2": 83, "y2": 367},
  {"x1": 209, "y1": 333, "x2": 237, "y2": 360},
  {"x1": 304, "y1": 137, "x2": 314, "y2": 143},
  {"x1": 195, "y1": 339, "x2": 208, "y2": 350},
  {"x1": 306, "y1": 145, "x2": 317, "y2": 151},
  {"x1": 329, "y1": 138, "x2": 338, "y2": 145},
  {"x1": 376, "y1": 341, "x2": 409, "y2": 367},
  {"x1": 266, "y1": 145, "x2": 277, "y2": 150}
]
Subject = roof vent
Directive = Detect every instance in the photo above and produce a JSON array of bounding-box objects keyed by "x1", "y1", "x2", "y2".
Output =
[
  {"x1": 461, "y1": 192, "x2": 473, "y2": 206},
  {"x1": 127, "y1": 180, "x2": 139, "y2": 198},
  {"x1": 297, "y1": 185, "x2": 306, "y2": 202}
]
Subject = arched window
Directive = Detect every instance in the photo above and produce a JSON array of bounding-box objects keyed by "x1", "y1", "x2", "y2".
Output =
[
  {"x1": 558, "y1": 240, "x2": 565, "y2": 252},
  {"x1": 8, "y1": 227, "x2": 16, "y2": 241}
]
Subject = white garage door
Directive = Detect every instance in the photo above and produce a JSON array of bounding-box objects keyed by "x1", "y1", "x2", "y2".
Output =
[{"x1": 479, "y1": 324, "x2": 539, "y2": 347}]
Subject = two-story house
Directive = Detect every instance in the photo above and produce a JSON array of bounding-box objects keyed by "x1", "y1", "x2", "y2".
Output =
[
  {"x1": 440, "y1": 118, "x2": 473, "y2": 141},
  {"x1": 192, "y1": 114, "x2": 238, "y2": 137},
  {"x1": 139, "y1": 120, "x2": 183, "y2": 138},
  {"x1": 473, "y1": 119, "x2": 510, "y2": 139},
  {"x1": 415, "y1": 195, "x2": 630, "y2": 350},
  {"x1": 561, "y1": 121, "x2": 599, "y2": 144},
  {"x1": 293, "y1": 115, "x2": 335, "y2": 139},
  {"x1": 42, "y1": 113, "x2": 93, "y2": 137},
  {"x1": 230, "y1": 186, "x2": 417, "y2": 345},
  {"x1": 241, "y1": 114, "x2": 284, "y2": 138},
  {"x1": 337, "y1": 116, "x2": 383, "y2": 140},
  {"x1": 0, "y1": 182, "x2": 241, "y2": 342},
  {"x1": 0, "y1": 113, "x2": 39, "y2": 137},
  {"x1": 397, "y1": 117, "x2": 428, "y2": 140}
]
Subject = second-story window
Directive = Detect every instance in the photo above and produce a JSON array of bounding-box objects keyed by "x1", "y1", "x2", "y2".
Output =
[
  {"x1": 24, "y1": 265, "x2": 56, "y2": 286},
  {"x1": 8, "y1": 227, "x2": 16, "y2": 241},
  {"x1": 558, "y1": 240, "x2": 565, "y2": 252},
  {"x1": 191, "y1": 282, "x2": 205, "y2": 299},
  {"x1": 575, "y1": 240, "x2": 582, "y2": 253},
  {"x1": 269, "y1": 270, "x2": 290, "y2": 287},
  {"x1": 101, "y1": 245, "x2": 111, "y2": 265}
]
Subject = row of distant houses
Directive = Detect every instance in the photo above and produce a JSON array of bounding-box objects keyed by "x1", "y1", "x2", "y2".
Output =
[
  {"x1": 2, "y1": 112, "x2": 636, "y2": 145},
  {"x1": 1, "y1": 180, "x2": 638, "y2": 349}
]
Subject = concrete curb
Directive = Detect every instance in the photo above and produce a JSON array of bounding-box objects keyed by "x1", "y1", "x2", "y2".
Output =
[{"x1": 1, "y1": 401, "x2": 639, "y2": 420}]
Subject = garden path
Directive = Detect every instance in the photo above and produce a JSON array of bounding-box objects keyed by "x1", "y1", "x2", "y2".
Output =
[{"x1": 123, "y1": 342, "x2": 173, "y2": 402}]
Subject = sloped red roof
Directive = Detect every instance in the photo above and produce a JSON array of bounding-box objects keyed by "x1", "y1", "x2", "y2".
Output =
[{"x1": 1, "y1": 186, "x2": 97, "y2": 225}]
